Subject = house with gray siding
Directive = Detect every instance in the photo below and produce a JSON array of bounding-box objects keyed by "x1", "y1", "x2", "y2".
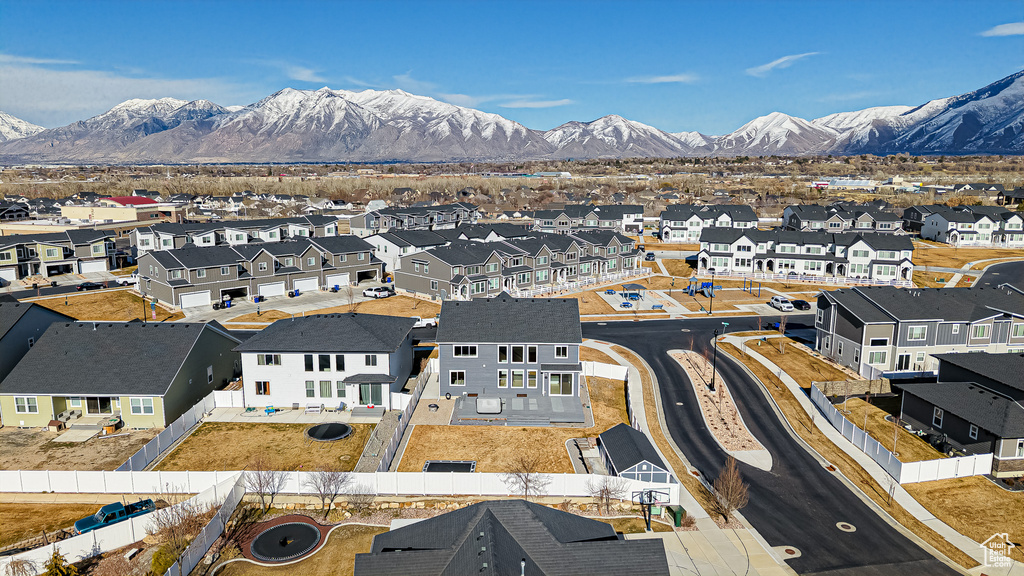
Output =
[
  {"x1": 0, "y1": 230, "x2": 116, "y2": 282},
  {"x1": 0, "y1": 321, "x2": 240, "y2": 429},
  {"x1": 132, "y1": 215, "x2": 341, "y2": 257},
  {"x1": 599, "y1": 423, "x2": 677, "y2": 484},
  {"x1": 349, "y1": 203, "x2": 480, "y2": 237},
  {"x1": 234, "y1": 313, "x2": 415, "y2": 411},
  {"x1": 436, "y1": 295, "x2": 584, "y2": 424},
  {"x1": 895, "y1": 353, "x2": 1024, "y2": 477},
  {"x1": 532, "y1": 204, "x2": 644, "y2": 235},
  {"x1": 815, "y1": 286, "x2": 1024, "y2": 378},
  {"x1": 659, "y1": 204, "x2": 758, "y2": 243}
]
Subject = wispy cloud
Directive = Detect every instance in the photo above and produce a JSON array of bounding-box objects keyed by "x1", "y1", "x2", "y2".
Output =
[
  {"x1": 746, "y1": 52, "x2": 820, "y2": 77},
  {"x1": 980, "y1": 22, "x2": 1024, "y2": 36},
  {"x1": 626, "y1": 73, "x2": 698, "y2": 84},
  {"x1": 0, "y1": 53, "x2": 79, "y2": 65},
  {"x1": 499, "y1": 99, "x2": 574, "y2": 109},
  {"x1": 393, "y1": 72, "x2": 437, "y2": 94},
  {"x1": 253, "y1": 59, "x2": 327, "y2": 83}
]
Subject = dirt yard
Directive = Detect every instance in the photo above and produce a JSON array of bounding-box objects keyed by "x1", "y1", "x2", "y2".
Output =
[
  {"x1": 580, "y1": 345, "x2": 617, "y2": 365},
  {"x1": 912, "y1": 271, "x2": 955, "y2": 288},
  {"x1": 0, "y1": 427, "x2": 159, "y2": 471},
  {"x1": 397, "y1": 376, "x2": 629, "y2": 474},
  {"x1": 216, "y1": 524, "x2": 389, "y2": 576},
  {"x1": 745, "y1": 336, "x2": 851, "y2": 388},
  {"x1": 229, "y1": 310, "x2": 292, "y2": 323},
  {"x1": 840, "y1": 397, "x2": 946, "y2": 463},
  {"x1": 313, "y1": 295, "x2": 441, "y2": 319},
  {"x1": 912, "y1": 246, "x2": 1024, "y2": 269},
  {"x1": 661, "y1": 259, "x2": 694, "y2": 277},
  {"x1": 0, "y1": 503, "x2": 101, "y2": 548},
  {"x1": 154, "y1": 422, "x2": 374, "y2": 472},
  {"x1": 27, "y1": 289, "x2": 185, "y2": 322}
]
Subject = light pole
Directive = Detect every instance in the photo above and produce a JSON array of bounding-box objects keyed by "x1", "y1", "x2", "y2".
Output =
[
  {"x1": 710, "y1": 328, "x2": 719, "y2": 392},
  {"x1": 708, "y1": 270, "x2": 716, "y2": 315}
]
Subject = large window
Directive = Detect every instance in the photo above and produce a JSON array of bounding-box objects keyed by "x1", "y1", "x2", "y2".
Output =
[
  {"x1": 14, "y1": 396, "x2": 37, "y2": 414},
  {"x1": 908, "y1": 326, "x2": 927, "y2": 341},
  {"x1": 511, "y1": 370, "x2": 524, "y2": 388},
  {"x1": 555, "y1": 346, "x2": 569, "y2": 359},
  {"x1": 305, "y1": 381, "x2": 315, "y2": 398},
  {"x1": 511, "y1": 345, "x2": 525, "y2": 363},
  {"x1": 549, "y1": 374, "x2": 572, "y2": 395},
  {"x1": 868, "y1": 351, "x2": 887, "y2": 365},
  {"x1": 527, "y1": 370, "x2": 538, "y2": 388},
  {"x1": 498, "y1": 346, "x2": 508, "y2": 363},
  {"x1": 972, "y1": 325, "x2": 991, "y2": 339},
  {"x1": 527, "y1": 346, "x2": 538, "y2": 363},
  {"x1": 257, "y1": 354, "x2": 281, "y2": 366},
  {"x1": 1013, "y1": 324, "x2": 1024, "y2": 338},
  {"x1": 453, "y1": 345, "x2": 477, "y2": 357},
  {"x1": 449, "y1": 371, "x2": 466, "y2": 386},
  {"x1": 335, "y1": 355, "x2": 345, "y2": 371},
  {"x1": 320, "y1": 381, "x2": 332, "y2": 398},
  {"x1": 130, "y1": 398, "x2": 154, "y2": 415},
  {"x1": 336, "y1": 382, "x2": 346, "y2": 398},
  {"x1": 304, "y1": 354, "x2": 314, "y2": 371},
  {"x1": 255, "y1": 381, "x2": 270, "y2": 395}
]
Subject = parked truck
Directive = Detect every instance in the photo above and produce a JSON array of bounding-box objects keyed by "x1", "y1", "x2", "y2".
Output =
[{"x1": 73, "y1": 499, "x2": 155, "y2": 534}]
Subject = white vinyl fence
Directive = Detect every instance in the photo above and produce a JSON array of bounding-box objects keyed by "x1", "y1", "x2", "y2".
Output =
[
  {"x1": 163, "y1": 474, "x2": 246, "y2": 576},
  {"x1": 213, "y1": 389, "x2": 244, "y2": 408},
  {"x1": 809, "y1": 386, "x2": 992, "y2": 483},
  {"x1": 377, "y1": 364, "x2": 431, "y2": 472},
  {"x1": 117, "y1": 391, "x2": 218, "y2": 472},
  {"x1": 582, "y1": 361, "x2": 628, "y2": 381},
  {"x1": 0, "y1": 473, "x2": 242, "y2": 576},
  {"x1": 695, "y1": 270, "x2": 913, "y2": 288}
]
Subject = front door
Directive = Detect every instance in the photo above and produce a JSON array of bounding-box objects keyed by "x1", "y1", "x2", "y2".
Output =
[
  {"x1": 359, "y1": 384, "x2": 383, "y2": 406},
  {"x1": 86, "y1": 397, "x2": 114, "y2": 415},
  {"x1": 896, "y1": 354, "x2": 911, "y2": 371}
]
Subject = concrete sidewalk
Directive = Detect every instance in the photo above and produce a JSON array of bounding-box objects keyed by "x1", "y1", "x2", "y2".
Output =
[{"x1": 721, "y1": 334, "x2": 1023, "y2": 576}]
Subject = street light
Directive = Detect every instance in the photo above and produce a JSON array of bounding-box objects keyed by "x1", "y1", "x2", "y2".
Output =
[
  {"x1": 708, "y1": 269, "x2": 716, "y2": 315},
  {"x1": 710, "y1": 328, "x2": 719, "y2": 392}
]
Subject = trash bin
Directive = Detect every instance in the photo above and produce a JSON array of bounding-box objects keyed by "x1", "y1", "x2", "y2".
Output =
[
  {"x1": 224, "y1": 299, "x2": 231, "y2": 308},
  {"x1": 32, "y1": 283, "x2": 38, "y2": 290},
  {"x1": 666, "y1": 505, "x2": 685, "y2": 527},
  {"x1": 51, "y1": 281, "x2": 58, "y2": 288}
]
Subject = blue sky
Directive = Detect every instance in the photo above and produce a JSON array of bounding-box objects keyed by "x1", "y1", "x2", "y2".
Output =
[{"x1": 1, "y1": 0, "x2": 1022, "y2": 134}]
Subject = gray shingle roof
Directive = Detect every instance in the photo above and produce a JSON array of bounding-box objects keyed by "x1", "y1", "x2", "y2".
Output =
[
  {"x1": 0, "y1": 321, "x2": 237, "y2": 396},
  {"x1": 353, "y1": 499, "x2": 669, "y2": 576},
  {"x1": 599, "y1": 423, "x2": 668, "y2": 473},
  {"x1": 436, "y1": 295, "x2": 581, "y2": 344},
  {"x1": 932, "y1": 353, "x2": 1024, "y2": 393},
  {"x1": 851, "y1": 286, "x2": 1024, "y2": 322},
  {"x1": 233, "y1": 313, "x2": 415, "y2": 353},
  {"x1": 896, "y1": 381, "x2": 1024, "y2": 437}
]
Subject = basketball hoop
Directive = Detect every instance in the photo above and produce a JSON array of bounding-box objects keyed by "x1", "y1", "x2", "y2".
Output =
[{"x1": 632, "y1": 489, "x2": 669, "y2": 531}]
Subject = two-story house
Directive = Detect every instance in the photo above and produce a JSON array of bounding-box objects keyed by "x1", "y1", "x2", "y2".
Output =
[
  {"x1": 234, "y1": 313, "x2": 415, "y2": 411},
  {"x1": 658, "y1": 205, "x2": 758, "y2": 243},
  {"x1": 349, "y1": 203, "x2": 480, "y2": 237},
  {"x1": 815, "y1": 285, "x2": 1024, "y2": 378},
  {"x1": 0, "y1": 230, "x2": 115, "y2": 282},
  {"x1": 132, "y1": 215, "x2": 340, "y2": 257},
  {"x1": 784, "y1": 205, "x2": 904, "y2": 234},
  {"x1": 436, "y1": 295, "x2": 584, "y2": 423}
]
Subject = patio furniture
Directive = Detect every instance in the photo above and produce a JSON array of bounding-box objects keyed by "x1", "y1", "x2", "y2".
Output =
[
  {"x1": 605, "y1": 289, "x2": 616, "y2": 295},
  {"x1": 264, "y1": 405, "x2": 276, "y2": 416},
  {"x1": 428, "y1": 403, "x2": 439, "y2": 412},
  {"x1": 305, "y1": 404, "x2": 323, "y2": 415}
]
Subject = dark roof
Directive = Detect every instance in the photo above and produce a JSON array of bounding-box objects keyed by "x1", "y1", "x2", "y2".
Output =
[
  {"x1": 847, "y1": 286, "x2": 1024, "y2": 322},
  {"x1": 0, "y1": 322, "x2": 238, "y2": 396},
  {"x1": 308, "y1": 235, "x2": 374, "y2": 254},
  {"x1": 599, "y1": 423, "x2": 669, "y2": 473},
  {"x1": 436, "y1": 295, "x2": 581, "y2": 344},
  {"x1": 0, "y1": 303, "x2": 73, "y2": 341},
  {"x1": 234, "y1": 313, "x2": 414, "y2": 353},
  {"x1": 897, "y1": 381, "x2": 1024, "y2": 437},
  {"x1": 353, "y1": 499, "x2": 669, "y2": 576},
  {"x1": 342, "y1": 373, "x2": 398, "y2": 384},
  {"x1": 932, "y1": 353, "x2": 1024, "y2": 393}
]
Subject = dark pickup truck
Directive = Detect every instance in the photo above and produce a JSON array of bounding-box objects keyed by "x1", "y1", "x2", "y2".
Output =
[{"x1": 73, "y1": 499, "x2": 155, "y2": 534}]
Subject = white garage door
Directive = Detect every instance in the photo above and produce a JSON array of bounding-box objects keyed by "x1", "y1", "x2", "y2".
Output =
[
  {"x1": 79, "y1": 260, "x2": 107, "y2": 274},
  {"x1": 179, "y1": 291, "x2": 211, "y2": 309},
  {"x1": 324, "y1": 273, "x2": 349, "y2": 288},
  {"x1": 293, "y1": 277, "x2": 319, "y2": 292},
  {"x1": 258, "y1": 282, "x2": 286, "y2": 297},
  {"x1": 0, "y1": 268, "x2": 16, "y2": 284}
]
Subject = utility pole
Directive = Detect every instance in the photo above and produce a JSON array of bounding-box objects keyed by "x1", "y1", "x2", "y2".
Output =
[{"x1": 710, "y1": 328, "x2": 719, "y2": 392}]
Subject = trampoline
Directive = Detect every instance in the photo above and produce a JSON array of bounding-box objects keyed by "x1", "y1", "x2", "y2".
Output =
[
  {"x1": 305, "y1": 422, "x2": 353, "y2": 442},
  {"x1": 250, "y1": 522, "x2": 322, "y2": 562},
  {"x1": 423, "y1": 460, "x2": 477, "y2": 473}
]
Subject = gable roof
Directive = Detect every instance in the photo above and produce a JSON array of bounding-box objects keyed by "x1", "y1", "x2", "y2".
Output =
[
  {"x1": 353, "y1": 499, "x2": 669, "y2": 576},
  {"x1": 0, "y1": 303, "x2": 74, "y2": 341},
  {"x1": 0, "y1": 321, "x2": 238, "y2": 396},
  {"x1": 897, "y1": 381, "x2": 1024, "y2": 437},
  {"x1": 933, "y1": 352, "x2": 1024, "y2": 393},
  {"x1": 599, "y1": 423, "x2": 669, "y2": 472},
  {"x1": 436, "y1": 295, "x2": 581, "y2": 344},
  {"x1": 233, "y1": 313, "x2": 415, "y2": 353}
]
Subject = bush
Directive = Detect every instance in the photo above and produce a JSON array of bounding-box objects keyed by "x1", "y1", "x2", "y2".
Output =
[{"x1": 150, "y1": 544, "x2": 180, "y2": 576}]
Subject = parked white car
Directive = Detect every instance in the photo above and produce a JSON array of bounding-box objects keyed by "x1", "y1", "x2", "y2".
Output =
[
  {"x1": 769, "y1": 296, "x2": 794, "y2": 312},
  {"x1": 362, "y1": 286, "x2": 394, "y2": 299},
  {"x1": 413, "y1": 316, "x2": 438, "y2": 328}
]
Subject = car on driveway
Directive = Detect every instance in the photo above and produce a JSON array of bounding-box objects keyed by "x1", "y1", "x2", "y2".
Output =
[
  {"x1": 645, "y1": 252, "x2": 656, "y2": 261},
  {"x1": 768, "y1": 296, "x2": 794, "y2": 312},
  {"x1": 362, "y1": 286, "x2": 394, "y2": 299},
  {"x1": 791, "y1": 299, "x2": 811, "y2": 310},
  {"x1": 76, "y1": 282, "x2": 104, "y2": 291},
  {"x1": 413, "y1": 316, "x2": 438, "y2": 328}
]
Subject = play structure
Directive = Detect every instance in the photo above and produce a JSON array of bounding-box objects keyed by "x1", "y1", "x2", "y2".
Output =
[
  {"x1": 685, "y1": 278, "x2": 721, "y2": 298},
  {"x1": 741, "y1": 278, "x2": 762, "y2": 298},
  {"x1": 249, "y1": 520, "x2": 322, "y2": 562},
  {"x1": 305, "y1": 422, "x2": 353, "y2": 442}
]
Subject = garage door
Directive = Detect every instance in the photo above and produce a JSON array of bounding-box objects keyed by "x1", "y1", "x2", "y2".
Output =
[
  {"x1": 0, "y1": 268, "x2": 16, "y2": 284},
  {"x1": 79, "y1": 260, "x2": 107, "y2": 274},
  {"x1": 324, "y1": 273, "x2": 349, "y2": 288},
  {"x1": 293, "y1": 277, "x2": 319, "y2": 292},
  {"x1": 258, "y1": 282, "x2": 286, "y2": 297},
  {"x1": 179, "y1": 291, "x2": 211, "y2": 309}
]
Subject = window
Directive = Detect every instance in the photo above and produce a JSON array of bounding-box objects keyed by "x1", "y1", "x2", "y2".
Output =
[
  {"x1": 308, "y1": 257, "x2": 316, "y2": 266},
  {"x1": 969, "y1": 424, "x2": 978, "y2": 440},
  {"x1": 449, "y1": 371, "x2": 466, "y2": 386},
  {"x1": 453, "y1": 345, "x2": 478, "y2": 357},
  {"x1": 319, "y1": 354, "x2": 331, "y2": 371},
  {"x1": 837, "y1": 341, "x2": 843, "y2": 355},
  {"x1": 488, "y1": 278, "x2": 499, "y2": 291},
  {"x1": 257, "y1": 354, "x2": 281, "y2": 366},
  {"x1": 221, "y1": 266, "x2": 230, "y2": 276},
  {"x1": 255, "y1": 381, "x2": 270, "y2": 395},
  {"x1": 320, "y1": 381, "x2": 332, "y2": 397},
  {"x1": 555, "y1": 345, "x2": 569, "y2": 359},
  {"x1": 972, "y1": 325, "x2": 990, "y2": 339},
  {"x1": 869, "y1": 338, "x2": 888, "y2": 347},
  {"x1": 358, "y1": 252, "x2": 365, "y2": 261},
  {"x1": 824, "y1": 337, "x2": 830, "y2": 349},
  {"x1": 258, "y1": 262, "x2": 268, "y2": 271},
  {"x1": 916, "y1": 352, "x2": 926, "y2": 363},
  {"x1": 284, "y1": 257, "x2": 294, "y2": 267},
  {"x1": 908, "y1": 326, "x2": 927, "y2": 341},
  {"x1": 486, "y1": 262, "x2": 499, "y2": 273},
  {"x1": 422, "y1": 263, "x2": 428, "y2": 273},
  {"x1": 527, "y1": 370, "x2": 538, "y2": 388},
  {"x1": 511, "y1": 345, "x2": 525, "y2": 363},
  {"x1": 365, "y1": 354, "x2": 378, "y2": 367},
  {"x1": 951, "y1": 324, "x2": 960, "y2": 335},
  {"x1": 306, "y1": 381, "x2": 315, "y2": 398},
  {"x1": 537, "y1": 256, "x2": 548, "y2": 265},
  {"x1": 14, "y1": 396, "x2": 37, "y2": 414},
  {"x1": 304, "y1": 354, "x2": 314, "y2": 371},
  {"x1": 27, "y1": 337, "x2": 34, "y2": 348},
  {"x1": 170, "y1": 270, "x2": 183, "y2": 280},
  {"x1": 816, "y1": 309, "x2": 823, "y2": 323},
  {"x1": 549, "y1": 374, "x2": 572, "y2": 395},
  {"x1": 1017, "y1": 439, "x2": 1024, "y2": 458},
  {"x1": 335, "y1": 355, "x2": 345, "y2": 371},
  {"x1": 207, "y1": 365, "x2": 214, "y2": 384},
  {"x1": 499, "y1": 346, "x2": 508, "y2": 362},
  {"x1": 868, "y1": 351, "x2": 887, "y2": 365},
  {"x1": 932, "y1": 407, "x2": 943, "y2": 428},
  {"x1": 527, "y1": 346, "x2": 538, "y2": 363},
  {"x1": 511, "y1": 370, "x2": 524, "y2": 388},
  {"x1": 497, "y1": 370, "x2": 508, "y2": 388},
  {"x1": 130, "y1": 398, "x2": 154, "y2": 415},
  {"x1": 1013, "y1": 324, "x2": 1024, "y2": 338},
  {"x1": 430, "y1": 280, "x2": 438, "y2": 291},
  {"x1": 336, "y1": 382, "x2": 346, "y2": 398},
  {"x1": 196, "y1": 269, "x2": 206, "y2": 278}
]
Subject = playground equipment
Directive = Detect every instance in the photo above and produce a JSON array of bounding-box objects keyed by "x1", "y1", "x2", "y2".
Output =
[{"x1": 742, "y1": 278, "x2": 762, "y2": 297}]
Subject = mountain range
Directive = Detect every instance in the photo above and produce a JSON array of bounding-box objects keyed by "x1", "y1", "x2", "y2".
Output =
[{"x1": 0, "y1": 70, "x2": 1021, "y2": 163}]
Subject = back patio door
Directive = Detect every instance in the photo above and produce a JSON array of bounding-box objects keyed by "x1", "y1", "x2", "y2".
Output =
[
  {"x1": 359, "y1": 384, "x2": 383, "y2": 406},
  {"x1": 86, "y1": 397, "x2": 115, "y2": 415}
]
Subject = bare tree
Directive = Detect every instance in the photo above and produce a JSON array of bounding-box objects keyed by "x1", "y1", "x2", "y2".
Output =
[
  {"x1": 4, "y1": 559, "x2": 36, "y2": 576},
  {"x1": 586, "y1": 476, "x2": 628, "y2": 515},
  {"x1": 777, "y1": 315, "x2": 787, "y2": 335},
  {"x1": 304, "y1": 466, "x2": 352, "y2": 518},
  {"x1": 245, "y1": 456, "x2": 287, "y2": 514},
  {"x1": 346, "y1": 284, "x2": 358, "y2": 313},
  {"x1": 345, "y1": 483, "x2": 378, "y2": 514},
  {"x1": 147, "y1": 487, "x2": 214, "y2": 572},
  {"x1": 713, "y1": 456, "x2": 749, "y2": 521},
  {"x1": 501, "y1": 454, "x2": 552, "y2": 501}
]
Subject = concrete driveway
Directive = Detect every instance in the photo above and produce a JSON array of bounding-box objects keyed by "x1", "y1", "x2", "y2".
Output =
[{"x1": 179, "y1": 284, "x2": 388, "y2": 323}]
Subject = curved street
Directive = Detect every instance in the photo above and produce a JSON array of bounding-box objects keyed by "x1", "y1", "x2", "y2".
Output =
[{"x1": 583, "y1": 316, "x2": 959, "y2": 576}]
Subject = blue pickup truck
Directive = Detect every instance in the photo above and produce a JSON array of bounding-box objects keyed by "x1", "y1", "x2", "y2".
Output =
[{"x1": 74, "y1": 499, "x2": 155, "y2": 534}]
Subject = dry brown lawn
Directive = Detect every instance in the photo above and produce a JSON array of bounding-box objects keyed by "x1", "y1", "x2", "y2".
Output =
[
  {"x1": 397, "y1": 376, "x2": 628, "y2": 474},
  {"x1": 28, "y1": 289, "x2": 185, "y2": 322},
  {"x1": 841, "y1": 398, "x2": 946, "y2": 463},
  {"x1": 154, "y1": 422, "x2": 374, "y2": 472},
  {"x1": 0, "y1": 503, "x2": 101, "y2": 547},
  {"x1": 750, "y1": 337, "x2": 850, "y2": 388},
  {"x1": 661, "y1": 259, "x2": 694, "y2": 277},
  {"x1": 580, "y1": 345, "x2": 618, "y2": 365},
  {"x1": 110, "y1": 265, "x2": 138, "y2": 277},
  {"x1": 904, "y1": 477, "x2": 1024, "y2": 563},
  {"x1": 642, "y1": 241, "x2": 700, "y2": 251},
  {"x1": 216, "y1": 524, "x2": 388, "y2": 576},
  {"x1": 718, "y1": 342, "x2": 979, "y2": 569},
  {"x1": 955, "y1": 275, "x2": 978, "y2": 287},
  {"x1": 605, "y1": 516, "x2": 675, "y2": 533},
  {"x1": 913, "y1": 271, "x2": 954, "y2": 288},
  {"x1": 912, "y1": 247, "x2": 1024, "y2": 269},
  {"x1": 641, "y1": 261, "x2": 658, "y2": 271},
  {"x1": 311, "y1": 295, "x2": 441, "y2": 319},
  {"x1": 0, "y1": 427, "x2": 159, "y2": 471},
  {"x1": 229, "y1": 310, "x2": 292, "y2": 323}
]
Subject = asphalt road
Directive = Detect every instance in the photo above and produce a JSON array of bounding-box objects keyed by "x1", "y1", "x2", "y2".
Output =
[
  {"x1": 974, "y1": 259, "x2": 1024, "y2": 290},
  {"x1": 583, "y1": 316, "x2": 960, "y2": 576}
]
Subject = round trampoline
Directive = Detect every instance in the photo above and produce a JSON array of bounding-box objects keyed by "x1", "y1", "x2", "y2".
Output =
[
  {"x1": 250, "y1": 522, "x2": 322, "y2": 562},
  {"x1": 305, "y1": 422, "x2": 352, "y2": 442}
]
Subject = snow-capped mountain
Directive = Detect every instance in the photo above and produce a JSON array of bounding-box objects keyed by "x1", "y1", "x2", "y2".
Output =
[
  {"x1": 0, "y1": 70, "x2": 1021, "y2": 162},
  {"x1": 0, "y1": 111, "x2": 45, "y2": 142}
]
